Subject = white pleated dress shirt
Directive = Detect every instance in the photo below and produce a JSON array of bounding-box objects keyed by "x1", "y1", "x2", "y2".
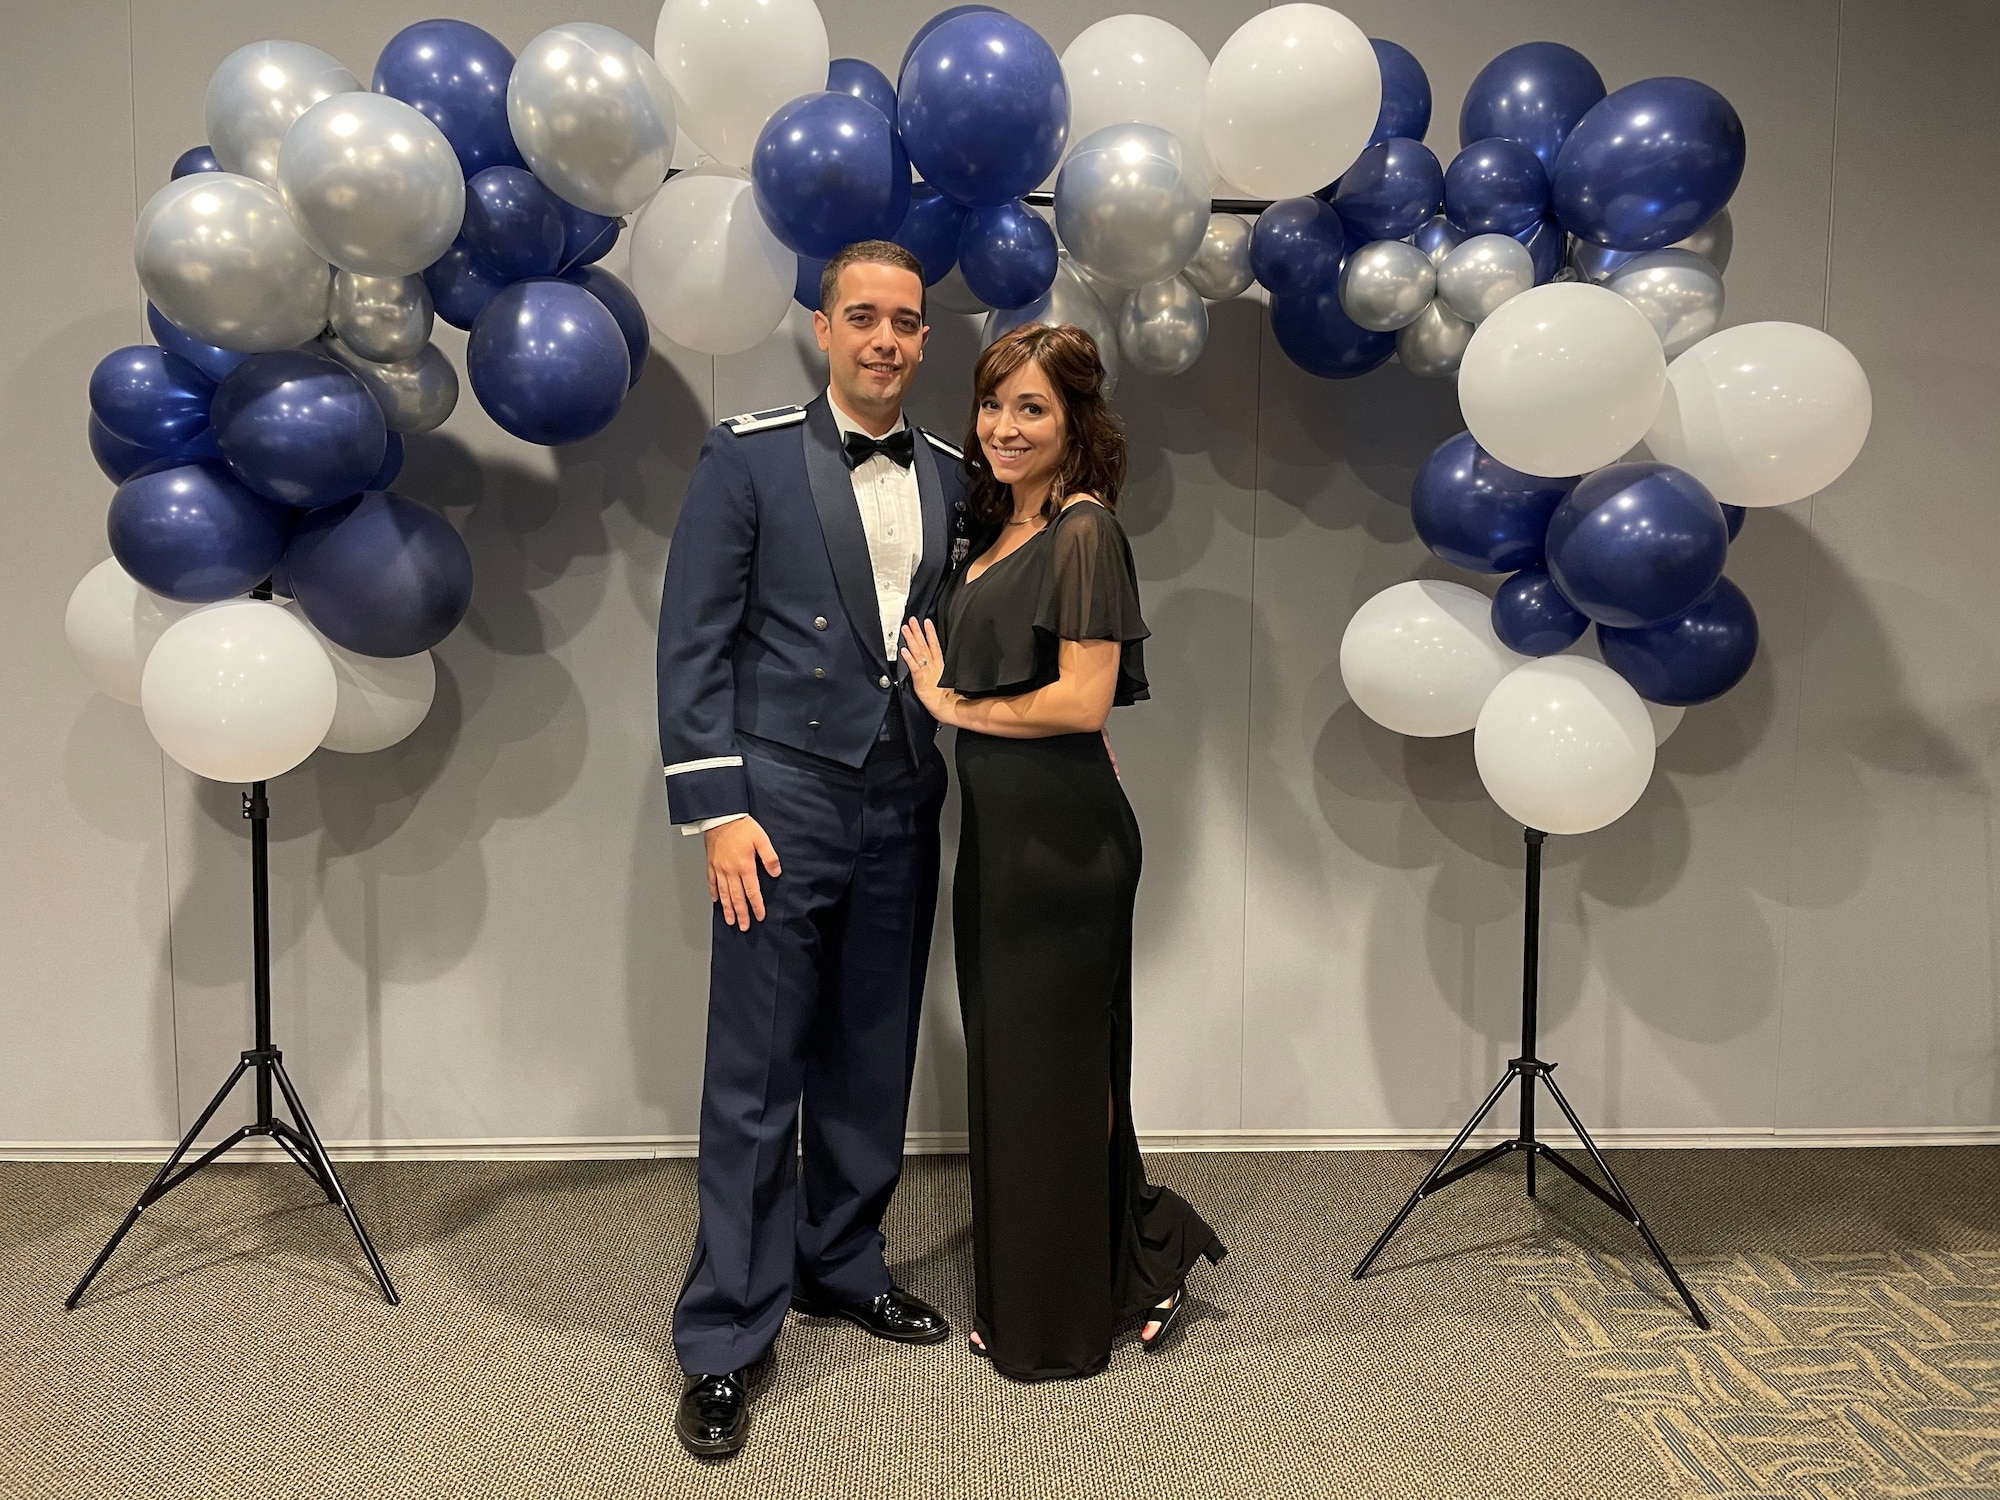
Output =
[{"x1": 682, "y1": 390, "x2": 925, "y2": 835}]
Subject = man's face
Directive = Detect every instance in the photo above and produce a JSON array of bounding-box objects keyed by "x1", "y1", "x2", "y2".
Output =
[{"x1": 813, "y1": 261, "x2": 929, "y2": 419}]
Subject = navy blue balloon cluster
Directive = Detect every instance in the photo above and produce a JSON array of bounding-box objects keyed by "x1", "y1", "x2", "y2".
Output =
[
  {"x1": 755, "y1": 7, "x2": 1068, "y2": 313},
  {"x1": 375, "y1": 20, "x2": 648, "y2": 447},
  {"x1": 1412, "y1": 431, "x2": 1757, "y2": 707},
  {"x1": 1262, "y1": 38, "x2": 1745, "y2": 382}
]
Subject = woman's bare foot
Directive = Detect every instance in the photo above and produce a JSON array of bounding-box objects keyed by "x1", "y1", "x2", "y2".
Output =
[{"x1": 969, "y1": 1330, "x2": 987, "y2": 1353}]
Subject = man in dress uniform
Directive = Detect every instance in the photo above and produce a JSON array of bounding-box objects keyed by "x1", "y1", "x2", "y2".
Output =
[{"x1": 656, "y1": 241, "x2": 970, "y2": 1458}]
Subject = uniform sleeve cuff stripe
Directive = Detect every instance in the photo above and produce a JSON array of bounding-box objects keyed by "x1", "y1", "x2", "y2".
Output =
[{"x1": 663, "y1": 755, "x2": 745, "y2": 777}]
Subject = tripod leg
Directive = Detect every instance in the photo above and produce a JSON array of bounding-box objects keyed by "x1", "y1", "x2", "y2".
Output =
[
  {"x1": 67, "y1": 1058, "x2": 253, "y2": 1308},
  {"x1": 1354, "y1": 1066, "x2": 1521, "y2": 1280},
  {"x1": 1538, "y1": 1072, "x2": 1709, "y2": 1330},
  {"x1": 271, "y1": 1124, "x2": 337, "y2": 1202},
  {"x1": 267, "y1": 1058, "x2": 399, "y2": 1306}
]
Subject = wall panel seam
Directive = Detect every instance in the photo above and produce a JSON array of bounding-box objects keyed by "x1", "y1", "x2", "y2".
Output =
[{"x1": 1236, "y1": 298, "x2": 1264, "y2": 1131}]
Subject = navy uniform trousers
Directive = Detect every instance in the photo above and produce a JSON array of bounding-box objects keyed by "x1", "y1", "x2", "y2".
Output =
[{"x1": 672, "y1": 695, "x2": 947, "y2": 1376}]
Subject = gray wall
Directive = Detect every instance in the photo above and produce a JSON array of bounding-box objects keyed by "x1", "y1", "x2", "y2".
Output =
[{"x1": 3, "y1": 0, "x2": 1994, "y2": 1150}]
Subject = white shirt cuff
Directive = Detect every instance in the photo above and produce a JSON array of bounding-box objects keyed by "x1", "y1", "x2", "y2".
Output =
[{"x1": 680, "y1": 812, "x2": 749, "y2": 836}]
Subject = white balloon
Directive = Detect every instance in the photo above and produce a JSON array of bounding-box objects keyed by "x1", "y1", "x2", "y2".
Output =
[
  {"x1": 1061, "y1": 16, "x2": 1211, "y2": 189},
  {"x1": 1204, "y1": 5, "x2": 1379, "y2": 199},
  {"x1": 1645, "y1": 699, "x2": 1686, "y2": 747},
  {"x1": 316, "y1": 635, "x2": 437, "y2": 754},
  {"x1": 204, "y1": 40, "x2": 360, "y2": 186},
  {"x1": 276, "y1": 93, "x2": 465, "y2": 277},
  {"x1": 653, "y1": 0, "x2": 830, "y2": 171},
  {"x1": 1340, "y1": 580, "x2": 1524, "y2": 738},
  {"x1": 1645, "y1": 322, "x2": 1872, "y2": 508},
  {"x1": 141, "y1": 601, "x2": 337, "y2": 783},
  {"x1": 1458, "y1": 282, "x2": 1667, "y2": 478},
  {"x1": 1475, "y1": 656, "x2": 1656, "y2": 835},
  {"x1": 65, "y1": 558, "x2": 200, "y2": 706},
  {"x1": 627, "y1": 168, "x2": 794, "y2": 355}
]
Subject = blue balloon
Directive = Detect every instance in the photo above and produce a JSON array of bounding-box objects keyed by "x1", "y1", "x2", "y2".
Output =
[
  {"x1": 1410, "y1": 431, "x2": 1576, "y2": 573},
  {"x1": 891, "y1": 182, "x2": 969, "y2": 285},
  {"x1": 1369, "y1": 40, "x2": 1432, "y2": 147},
  {"x1": 1445, "y1": 138, "x2": 1548, "y2": 236},
  {"x1": 795, "y1": 255, "x2": 828, "y2": 312},
  {"x1": 147, "y1": 303, "x2": 249, "y2": 383},
  {"x1": 462, "y1": 167, "x2": 565, "y2": 280},
  {"x1": 557, "y1": 201, "x2": 620, "y2": 270},
  {"x1": 900, "y1": 5, "x2": 1001, "y2": 80},
  {"x1": 107, "y1": 460, "x2": 290, "y2": 603},
  {"x1": 753, "y1": 92, "x2": 912, "y2": 259},
  {"x1": 1269, "y1": 288, "x2": 1397, "y2": 379},
  {"x1": 211, "y1": 351, "x2": 388, "y2": 510},
  {"x1": 1459, "y1": 42, "x2": 1605, "y2": 171},
  {"x1": 899, "y1": 11, "x2": 1068, "y2": 207},
  {"x1": 563, "y1": 266, "x2": 650, "y2": 389},
  {"x1": 1722, "y1": 503, "x2": 1746, "y2": 542},
  {"x1": 170, "y1": 145, "x2": 220, "y2": 179},
  {"x1": 1516, "y1": 214, "x2": 1566, "y2": 284},
  {"x1": 1251, "y1": 197, "x2": 1346, "y2": 298},
  {"x1": 373, "y1": 19, "x2": 524, "y2": 176},
  {"x1": 829, "y1": 58, "x2": 898, "y2": 126},
  {"x1": 287, "y1": 490, "x2": 474, "y2": 658},
  {"x1": 424, "y1": 237, "x2": 514, "y2": 330},
  {"x1": 90, "y1": 414, "x2": 162, "y2": 483},
  {"x1": 1598, "y1": 576, "x2": 1758, "y2": 706},
  {"x1": 956, "y1": 200, "x2": 1057, "y2": 310},
  {"x1": 1553, "y1": 77, "x2": 1747, "y2": 251},
  {"x1": 367, "y1": 431, "x2": 405, "y2": 492},
  {"x1": 466, "y1": 280, "x2": 630, "y2": 445},
  {"x1": 1331, "y1": 138, "x2": 1442, "y2": 242},
  {"x1": 1544, "y1": 461, "x2": 1729, "y2": 629},
  {"x1": 89, "y1": 345, "x2": 216, "y2": 450},
  {"x1": 1492, "y1": 568, "x2": 1589, "y2": 656}
]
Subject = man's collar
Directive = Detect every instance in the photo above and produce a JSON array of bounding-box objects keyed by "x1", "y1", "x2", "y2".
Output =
[{"x1": 826, "y1": 387, "x2": 907, "y2": 441}]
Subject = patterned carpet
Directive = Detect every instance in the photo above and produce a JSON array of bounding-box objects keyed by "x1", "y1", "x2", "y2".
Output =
[{"x1": 1, "y1": 1147, "x2": 1995, "y2": 1499}]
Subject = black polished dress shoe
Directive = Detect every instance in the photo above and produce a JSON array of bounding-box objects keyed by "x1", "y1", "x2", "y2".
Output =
[
  {"x1": 675, "y1": 1370, "x2": 749, "y2": 1458},
  {"x1": 790, "y1": 1283, "x2": 950, "y2": 1344}
]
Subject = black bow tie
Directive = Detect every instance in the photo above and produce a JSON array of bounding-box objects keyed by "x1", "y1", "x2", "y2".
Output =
[{"x1": 842, "y1": 427, "x2": 915, "y2": 469}]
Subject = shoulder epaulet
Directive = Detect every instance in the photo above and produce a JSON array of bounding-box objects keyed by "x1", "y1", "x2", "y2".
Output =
[
  {"x1": 921, "y1": 428, "x2": 963, "y2": 460},
  {"x1": 722, "y1": 405, "x2": 807, "y2": 435}
]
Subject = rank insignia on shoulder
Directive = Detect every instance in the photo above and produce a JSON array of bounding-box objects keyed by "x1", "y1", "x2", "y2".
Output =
[
  {"x1": 723, "y1": 405, "x2": 807, "y2": 434},
  {"x1": 921, "y1": 429, "x2": 964, "y2": 460}
]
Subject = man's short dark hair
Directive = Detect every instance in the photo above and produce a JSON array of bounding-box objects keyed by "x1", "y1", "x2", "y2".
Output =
[{"x1": 819, "y1": 240, "x2": 927, "y2": 320}]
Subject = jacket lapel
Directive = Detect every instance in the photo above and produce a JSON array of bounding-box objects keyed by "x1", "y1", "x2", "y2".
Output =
[{"x1": 802, "y1": 394, "x2": 887, "y2": 667}]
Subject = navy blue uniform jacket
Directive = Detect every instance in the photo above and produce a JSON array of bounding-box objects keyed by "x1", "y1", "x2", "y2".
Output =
[{"x1": 657, "y1": 393, "x2": 970, "y2": 824}]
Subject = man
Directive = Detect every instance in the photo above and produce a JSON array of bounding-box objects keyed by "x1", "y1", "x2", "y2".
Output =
[{"x1": 656, "y1": 241, "x2": 969, "y2": 1459}]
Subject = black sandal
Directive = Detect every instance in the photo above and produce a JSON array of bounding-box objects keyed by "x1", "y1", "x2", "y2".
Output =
[
  {"x1": 1140, "y1": 1286, "x2": 1187, "y2": 1352},
  {"x1": 968, "y1": 1331, "x2": 991, "y2": 1359}
]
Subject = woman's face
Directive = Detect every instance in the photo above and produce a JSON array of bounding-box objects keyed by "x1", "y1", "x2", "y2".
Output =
[{"x1": 977, "y1": 361, "x2": 1066, "y2": 496}]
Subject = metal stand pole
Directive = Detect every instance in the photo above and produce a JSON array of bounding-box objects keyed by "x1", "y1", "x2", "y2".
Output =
[
  {"x1": 1351, "y1": 827, "x2": 1708, "y2": 1329},
  {"x1": 68, "y1": 781, "x2": 398, "y2": 1309}
]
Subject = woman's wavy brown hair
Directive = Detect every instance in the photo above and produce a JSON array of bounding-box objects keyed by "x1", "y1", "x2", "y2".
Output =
[{"x1": 961, "y1": 323, "x2": 1126, "y2": 527}]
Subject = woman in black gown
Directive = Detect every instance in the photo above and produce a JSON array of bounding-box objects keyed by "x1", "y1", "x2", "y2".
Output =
[{"x1": 898, "y1": 324, "x2": 1224, "y2": 1380}]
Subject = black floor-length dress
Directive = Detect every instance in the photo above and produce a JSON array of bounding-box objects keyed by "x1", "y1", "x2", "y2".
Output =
[{"x1": 938, "y1": 498, "x2": 1225, "y2": 1381}]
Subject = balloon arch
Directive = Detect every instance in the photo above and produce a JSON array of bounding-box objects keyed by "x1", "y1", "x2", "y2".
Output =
[{"x1": 67, "y1": 4, "x2": 1870, "y2": 836}]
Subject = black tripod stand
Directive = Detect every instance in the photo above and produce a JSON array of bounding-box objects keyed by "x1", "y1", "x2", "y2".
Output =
[
  {"x1": 68, "y1": 780, "x2": 398, "y2": 1309},
  {"x1": 1352, "y1": 827, "x2": 1708, "y2": 1328}
]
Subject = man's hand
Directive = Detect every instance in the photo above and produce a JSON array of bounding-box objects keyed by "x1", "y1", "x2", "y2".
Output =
[{"x1": 705, "y1": 817, "x2": 782, "y2": 931}]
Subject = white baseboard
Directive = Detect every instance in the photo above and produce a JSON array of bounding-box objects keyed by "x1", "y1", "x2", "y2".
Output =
[{"x1": 3, "y1": 1125, "x2": 1995, "y2": 1163}]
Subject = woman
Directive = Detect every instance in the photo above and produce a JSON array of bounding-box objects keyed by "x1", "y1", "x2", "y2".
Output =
[{"x1": 899, "y1": 324, "x2": 1225, "y2": 1380}]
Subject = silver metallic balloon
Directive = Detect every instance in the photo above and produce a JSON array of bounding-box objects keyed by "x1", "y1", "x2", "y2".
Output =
[
  {"x1": 322, "y1": 335, "x2": 459, "y2": 434},
  {"x1": 1437, "y1": 234, "x2": 1536, "y2": 323},
  {"x1": 1673, "y1": 206, "x2": 1733, "y2": 275},
  {"x1": 984, "y1": 254, "x2": 1122, "y2": 394},
  {"x1": 1412, "y1": 213, "x2": 1465, "y2": 267},
  {"x1": 1116, "y1": 275, "x2": 1208, "y2": 377},
  {"x1": 1605, "y1": 248, "x2": 1725, "y2": 359},
  {"x1": 930, "y1": 262, "x2": 990, "y2": 316},
  {"x1": 277, "y1": 93, "x2": 465, "y2": 278},
  {"x1": 135, "y1": 173, "x2": 332, "y2": 353},
  {"x1": 1340, "y1": 240, "x2": 1437, "y2": 332},
  {"x1": 1569, "y1": 238, "x2": 1639, "y2": 284},
  {"x1": 1053, "y1": 123, "x2": 1208, "y2": 289},
  {"x1": 1396, "y1": 298, "x2": 1475, "y2": 379},
  {"x1": 204, "y1": 40, "x2": 361, "y2": 186},
  {"x1": 509, "y1": 24, "x2": 678, "y2": 217},
  {"x1": 329, "y1": 272, "x2": 434, "y2": 364},
  {"x1": 1181, "y1": 214, "x2": 1254, "y2": 301}
]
